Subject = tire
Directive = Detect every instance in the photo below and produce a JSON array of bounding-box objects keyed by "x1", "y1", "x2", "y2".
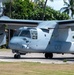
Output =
[
  {"x1": 14, "y1": 54, "x2": 20, "y2": 59},
  {"x1": 45, "y1": 53, "x2": 49, "y2": 59},
  {"x1": 45, "y1": 53, "x2": 53, "y2": 59}
]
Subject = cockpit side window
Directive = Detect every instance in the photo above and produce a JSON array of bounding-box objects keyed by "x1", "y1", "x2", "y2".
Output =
[
  {"x1": 20, "y1": 30, "x2": 31, "y2": 38},
  {"x1": 31, "y1": 31, "x2": 38, "y2": 39}
]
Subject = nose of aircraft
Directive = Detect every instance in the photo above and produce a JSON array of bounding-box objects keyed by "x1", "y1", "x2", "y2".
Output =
[
  {"x1": 9, "y1": 37, "x2": 30, "y2": 50},
  {"x1": 9, "y1": 37, "x2": 22, "y2": 49}
]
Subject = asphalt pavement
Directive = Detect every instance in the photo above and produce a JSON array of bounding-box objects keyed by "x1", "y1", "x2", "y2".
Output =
[{"x1": 0, "y1": 50, "x2": 74, "y2": 64}]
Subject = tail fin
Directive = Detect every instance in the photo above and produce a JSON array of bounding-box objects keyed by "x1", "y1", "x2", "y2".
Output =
[{"x1": 0, "y1": 2, "x2": 4, "y2": 16}]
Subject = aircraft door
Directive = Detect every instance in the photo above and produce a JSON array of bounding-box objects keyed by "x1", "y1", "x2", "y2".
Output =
[{"x1": 0, "y1": 25, "x2": 6, "y2": 46}]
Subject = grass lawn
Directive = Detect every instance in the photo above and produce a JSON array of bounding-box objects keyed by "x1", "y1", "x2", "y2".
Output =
[
  {"x1": 0, "y1": 49, "x2": 11, "y2": 52},
  {"x1": 0, "y1": 49, "x2": 74, "y2": 75},
  {"x1": 0, "y1": 62, "x2": 74, "y2": 75}
]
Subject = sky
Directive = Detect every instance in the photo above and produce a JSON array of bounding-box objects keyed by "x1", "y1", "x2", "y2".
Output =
[{"x1": 47, "y1": 0, "x2": 68, "y2": 10}]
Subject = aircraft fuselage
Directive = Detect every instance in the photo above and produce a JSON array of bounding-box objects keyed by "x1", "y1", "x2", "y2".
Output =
[
  {"x1": 9, "y1": 26, "x2": 74, "y2": 54},
  {"x1": 8, "y1": 20, "x2": 74, "y2": 59}
]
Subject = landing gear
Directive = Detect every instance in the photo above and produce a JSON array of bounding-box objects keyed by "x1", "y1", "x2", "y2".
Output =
[
  {"x1": 45, "y1": 53, "x2": 53, "y2": 59},
  {"x1": 14, "y1": 54, "x2": 21, "y2": 59}
]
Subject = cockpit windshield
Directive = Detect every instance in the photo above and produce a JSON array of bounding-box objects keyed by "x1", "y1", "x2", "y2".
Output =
[
  {"x1": 13, "y1": 30, "x2": 21, "y2": 36},
  {"x1": 13, "y1": 28, "x2": 38, "y2": 39},
  {"x1": 19, "y1": 30, "x2": 31, "y2": 38}
]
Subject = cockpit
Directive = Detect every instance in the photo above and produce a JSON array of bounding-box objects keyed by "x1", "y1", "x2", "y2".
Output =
[{"x1": 13, "y1": 27, "x2": 38, "y2": 39}]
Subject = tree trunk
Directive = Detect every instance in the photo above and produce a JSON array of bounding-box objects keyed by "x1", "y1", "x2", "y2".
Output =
[{"x1": 42, "y1": 0, "x2": 48, "y2": 20}]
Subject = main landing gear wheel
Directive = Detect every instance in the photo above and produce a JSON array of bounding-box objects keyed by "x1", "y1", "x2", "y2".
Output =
[
  {"x1": 14, "y1": 54, "x2": 21, "y2": 59},
  {"x1": 45, "y1": 53, "x2": 53, "y2": 59}
]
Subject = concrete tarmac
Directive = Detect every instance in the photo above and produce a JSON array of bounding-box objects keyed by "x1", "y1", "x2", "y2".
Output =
[{"x1": 0, "y1": 50, "x2": 74, "y2": 64}]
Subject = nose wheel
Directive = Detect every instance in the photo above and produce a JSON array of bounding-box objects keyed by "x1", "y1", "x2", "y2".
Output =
[
  {"x1": 45, "y1": 53, "x2": 53, "y2": 59},
  {"x1": 14, "y1": 54, "x2": 21, "y2": 59}
]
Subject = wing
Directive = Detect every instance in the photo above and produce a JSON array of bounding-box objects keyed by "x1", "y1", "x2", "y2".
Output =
[
  {"x1": 0, "y1": 16, "x2": 74, "y2": 29},
  {"x1": 58, "y1": 19, "x2": 74, "y2": 28},
  {"x1": 37, "y1": 19, "x2": 74, "y2": 29},
  {"x1": 0, "y1": 16, "x2": 43, "y2": 28}
]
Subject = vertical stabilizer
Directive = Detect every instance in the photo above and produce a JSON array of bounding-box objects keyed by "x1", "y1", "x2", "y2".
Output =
[{"x1": 0, "y1": 2, "x2": 3, "y2": 16}]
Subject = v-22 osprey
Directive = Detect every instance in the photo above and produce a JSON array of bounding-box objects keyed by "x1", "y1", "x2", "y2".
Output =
[
  {"x1": 0, "y1": 1, "x2": 74, "y2": 59},
  {"x1": 8, "y1": 20, "x2": 74, "y2": 59}
]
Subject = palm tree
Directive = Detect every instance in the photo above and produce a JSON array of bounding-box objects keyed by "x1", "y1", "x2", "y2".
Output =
[
  {"x1": 33, "y1": 0, "x2": 53, "y2": 20},
  {"x1": 43, "y1": 0, "x2": 53, "y2": 20},
  {"x1": 60, "y1": 0, "x2": 74, "y2": 18}
]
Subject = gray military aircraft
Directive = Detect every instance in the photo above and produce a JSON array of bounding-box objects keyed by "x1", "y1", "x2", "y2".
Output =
[
  {"x1": 0, "y1": 17, "x2": 74, "y2": 59},
  {"x1": 0, "y1": 1, "x2": 74, "y2": 59},
  {"x1": 7, "y1": 19, "x2": 74, "y2": 59}
]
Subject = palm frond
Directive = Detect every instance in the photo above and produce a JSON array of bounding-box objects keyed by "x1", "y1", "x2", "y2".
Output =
[
  {"x1": 63, "y1": 0, "x2": 70, "y2": 6},
  {"x1": 63, "y1": 9, "x2": 70, "y2": 14},
  {"x1": 60, "y1": 7, "x2": 68, "y2": 11}
]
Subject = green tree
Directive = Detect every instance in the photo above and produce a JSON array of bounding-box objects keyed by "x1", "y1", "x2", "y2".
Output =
[
  {"x1": 44, "y1": 6, "x2": 69, "y2": 20},
  {"x1": 60, "y1": 0, "x2": 74, "y2": 18},
  {"x1": 4, "y1": 0, "x2": 69, "y2": 20},
  {"x1": 4, "y1": 0, "x2": 34, "y2": 19}
]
